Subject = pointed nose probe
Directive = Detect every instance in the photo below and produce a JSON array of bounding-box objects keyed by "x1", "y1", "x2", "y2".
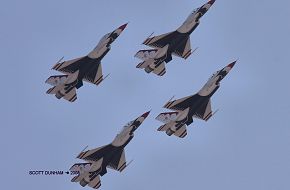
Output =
[
  {"x1": 118, "y1": 23, "x2": 128, "y2": 31},
  {"x1": 141, "y1": 111, "x2": 150, "y2": 119},
  {"x1": 208, "y1": 0, "x2": 216, "y2": 5},
  {"x1": 227, "y1": 61, "x2": 236, "y2": 69}
]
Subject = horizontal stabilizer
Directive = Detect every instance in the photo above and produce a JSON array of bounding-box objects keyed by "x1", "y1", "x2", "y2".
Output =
[
  {"x1": 45, "y1": 75, "x2": 68, "y2": 86},
  {"x1": 157, "y1": 122, "x2": 187, "y2": 138},
  {"x1": 174, "y1": 125, "x2": 187, "y2": 138},
  {"x1": 157, "y1": 121, "x2": 175, "y2": 132},
  {"x1": 46, "y1": 86, "x2": 57, "y2": 94},
  {"x1": 135, "y1": 49, "x2": 158, "y2": 61},
  {"x1": 136, "y1": 60, "x2": 153, "y2": 69},
  {"x1": 71, "y1": 175, "x2": 81, "y2": 183},
  {"x1": 88, "y1": 175, "x2": 101, "y2": 189},
  {"x1": 152, "y1": 62, "x2": 166, "y2": 76},
  {"x1": 63, "y1": 88, "x2": 77, "y2": 102}
]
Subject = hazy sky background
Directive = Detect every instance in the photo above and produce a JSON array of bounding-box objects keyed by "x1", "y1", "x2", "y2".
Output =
[{"x1": 1, "y1": 0, "x2": 290, "y2": 189}]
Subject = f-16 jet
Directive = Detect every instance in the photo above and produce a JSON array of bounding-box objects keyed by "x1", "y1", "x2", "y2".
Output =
[
  {"x1": 45, "y1": 23, "x2": 127, "y2": 102},
  {"x1": 135, "y1": 0, "x2": 215, "y2": 76},
  {"x1": 156, "y1": 61, "x2": 236, "y2": 138},
  {"x1": 69, "y1": 111, "x2": 150, "y2": 189}
]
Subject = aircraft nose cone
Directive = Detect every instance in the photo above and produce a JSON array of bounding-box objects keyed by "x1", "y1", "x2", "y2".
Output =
[
  {"x1": 208, "y1": 0, "x2": 216, "y2": 5},
  {"x1": 118, "y1": 23, "x2": 128, "y2": 31},
  {"x1": 227, "y1": 61, "x2": 236, "y2": 69},
  {"x1": 141, "y1": 111, "x2": 150, "y2": 118}
]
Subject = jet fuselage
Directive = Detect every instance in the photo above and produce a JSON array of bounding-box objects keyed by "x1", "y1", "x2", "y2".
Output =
[
  {"x1": 71, "y1": 111, "x2": 150, "y2": 188},
  {"x1": 143, "y1": 0, "x2": 215, "y2": 74},
  {"x1": 167, "y1": 0, "x2": 215, "y2": 53},
  {"x1": 170, "y1": 61, "x2": 236, "y2": 131},
  {"x1": 47, "y1": 23, "x2": 127, "y2": 101}
]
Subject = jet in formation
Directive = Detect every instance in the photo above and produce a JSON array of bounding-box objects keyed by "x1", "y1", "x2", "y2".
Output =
[
  {"x1": 45, "y1": 23, "x2": 127, "y2": 102},
  {"x1": 135, "y1": 0, "x2": 215, "y2": 76},
  {"x1": 69, "y1": 111, "x2": 150, "y2": 189},
  {"x1": 156, "y1": 61, "x2": 236, "y2": 138}
]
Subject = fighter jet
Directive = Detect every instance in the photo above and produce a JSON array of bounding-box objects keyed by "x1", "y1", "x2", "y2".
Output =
[
  {"x1": 69, "y1": 111, "x2": 150, "y2": 189},
  {"x1": 156, "y1": 61, "x2": 236, "y2": 138},
  {"x1": 45, "y1": 23, "x2": 127, "y2": 102},
  {"x1": 134, "y1": 0, "x2": 215, "y2": 76}
]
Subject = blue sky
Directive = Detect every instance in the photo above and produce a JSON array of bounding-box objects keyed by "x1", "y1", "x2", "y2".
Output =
[{"x1": 1, "y1": 0, "x2": 290, "y2": 189}]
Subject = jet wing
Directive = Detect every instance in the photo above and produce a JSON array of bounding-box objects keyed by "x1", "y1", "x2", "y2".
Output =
[
  {"x1": 107, "y1": 148, "x2": 127, "y2": 172},
  {"x1": 152, "y1": 62, "x2": 166, "y2": 76},
  {"x1": 52, "y1": 56, "x2": 87, "y2": 74},
  {"x1": 143, "y1": 31, "x2": 177, "y2": 49},
  {"x1": 83, "y1": 63, "x2": 104, "y2": 86},
  {"x1": 63, "y1": 88, "x2": 77, "y2": 102},
  {"x1": 172, "y1": 36, "x2": 192, "y2": 59},
  {"x1": 163, "y1": 94, "x2": 199, "y2": 111},
  {"x1": 193, "y1": 99, "x2": 213, "y2": 121},
  {"x1": 77, "y1": 144, "x2": 114, "y2": 162}
]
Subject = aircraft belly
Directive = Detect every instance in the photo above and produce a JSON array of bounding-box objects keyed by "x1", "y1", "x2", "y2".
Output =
[
  {"x1": 188, "y1": 98, "x2": 208, "y2": 116},
  {"x1": 78, "y1": 59, "x2": 98, "y2": 77},
  {"x1": 76, "y1": 59, "x2": 101, "y2": 84},
  {"x1": 168, "y1": 34, "x2": 188, "y2": 52}
]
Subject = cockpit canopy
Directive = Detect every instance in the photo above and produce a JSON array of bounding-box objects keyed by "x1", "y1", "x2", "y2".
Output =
[
  {"x1": 191, "y1": 8, "x2": 199, "y2": 15},
  {"x1": 208, "y1": 71, "x2": 219, "y2": 81},
  {"x1": 184, "y1": 8, "x2": 200, "y2": 23},
  {"x1": 122, "y1": 120, "x2": 133, "y2": 130},
  {"x1": 94, "y1": 33, "x2": 110, "y2": 50},
  {"x1": 117, "y1": 120, "x2": 133, "y2": 134}
]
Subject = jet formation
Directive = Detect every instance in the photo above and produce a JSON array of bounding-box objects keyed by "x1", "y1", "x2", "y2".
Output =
[
  {"x1": 135, "y1": 0, "x2": 215, "y2": 76},
  {"x1": 156, "y1": 61, "x2": 236, "y2": 138},
  {"x1": 69, "y1": 111, "x2": 150, "y2": 189},
  {"x1": 46, "y1": 24, "x2": 127, "y2": 102},
  {"x1": 43, "y1": 0, "x2": 238, "y2": 188}
]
